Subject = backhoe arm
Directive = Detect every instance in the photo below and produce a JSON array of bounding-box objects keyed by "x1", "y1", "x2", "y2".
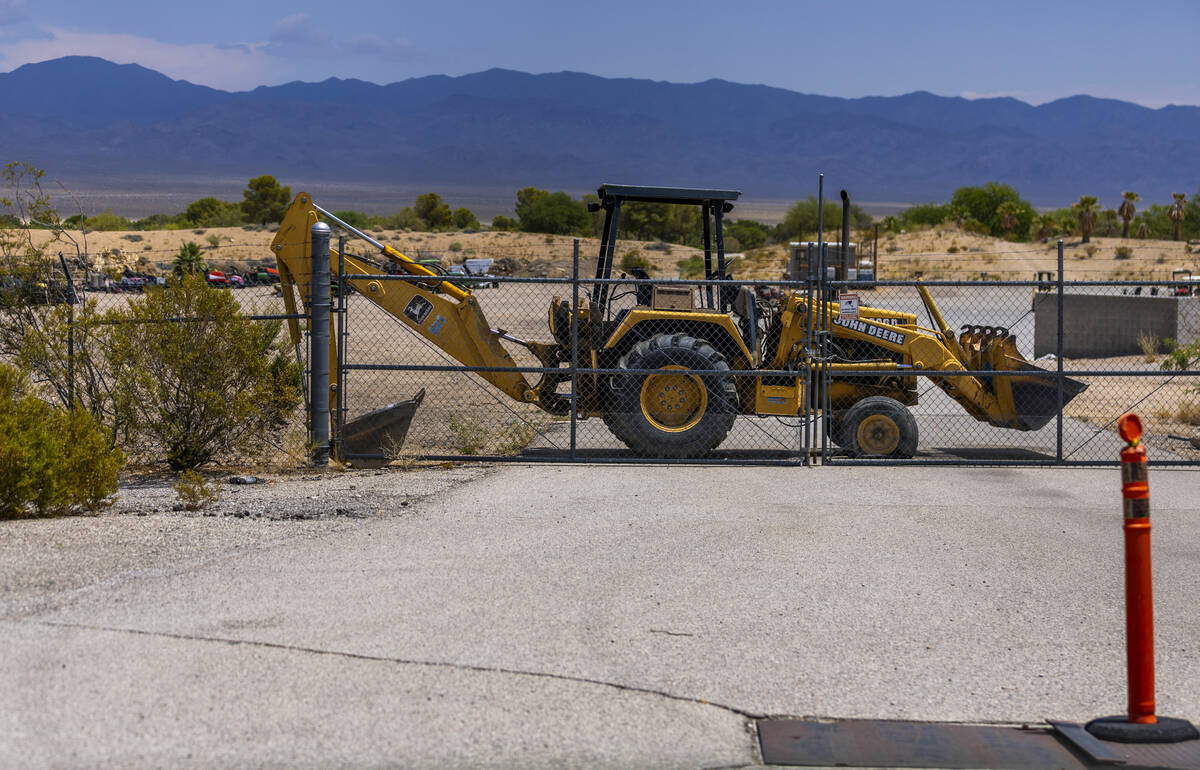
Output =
[{"x1": 271, "y1": 193, "x2": 536, "y2": 404}]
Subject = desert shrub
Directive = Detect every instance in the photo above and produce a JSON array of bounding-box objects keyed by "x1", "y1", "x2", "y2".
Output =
[
  {"x1": 448, "y1": 412, "x2": 488, "y2": 455},
  {"x1": 206, "y1": 234, "x2": 221, "y2": 249},
  {"x1": 85, "y1": 210, "x2": 133, "y2": 231},
  {"x1": 1137, "y1": 330, "x2": 1160, "y2": 362},
  {"x1": 676, "y1": 255, "x2": 705, "y2": 279},
  {"x1": 897, "y1": 202, "x2": 951, "y2": 229},
  {"x1": 1085, "y1": 245, "x2": 1098, "y2": 259},
  {"x1": 1115, "y1": 246, "x2": 1133, "y2": 259},
  {"x1": 381, "y1": 208, "x2": 425, "y2": 231},
  {"x1": 330, "y1": 210, "x2": 370, "y2": 230},
  {"x1": 174, "y1": 470, "x2": 220, "y2": 511},
  {"x1": 494, "y1": 417, "x2": 548, "y2": 455},
  {"x1": 448, "y1": 241, "x2": 463, "y2": 252},
  {"x1": 122, "y1": 234, "x2": 144, "y2": 242},
  {"x1": 105, "y1": 274, "x2": 302, "y2": 469},
  {"x1": 0, "y1": 363, "x2": 122, "y2": 518},
  {"x1": 620, "y1": 249, "x2": 652, "y2": 273}
]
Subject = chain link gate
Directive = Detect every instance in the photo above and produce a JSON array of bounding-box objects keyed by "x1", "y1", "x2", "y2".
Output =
[{"x1": 304, "y1": 210, "x2": 1199, "y2": 469}]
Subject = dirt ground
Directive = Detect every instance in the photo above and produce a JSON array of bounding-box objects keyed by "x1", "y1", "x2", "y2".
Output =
[{"x1": 34, "y1": 219, "x2": 1200, "y2": 285}]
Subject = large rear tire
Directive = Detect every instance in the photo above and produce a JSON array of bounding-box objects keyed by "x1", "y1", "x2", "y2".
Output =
[
  {"x1": 604, "y1": 333, "x2": 737, "y2": 458},
  {"x1": 842, "y1": 396, "x2": 918, "y2": 458}
]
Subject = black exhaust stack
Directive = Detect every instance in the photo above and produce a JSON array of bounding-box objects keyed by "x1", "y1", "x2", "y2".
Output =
[{"x1": 840, "y1": 189, "x2": 851, "y2": 282}]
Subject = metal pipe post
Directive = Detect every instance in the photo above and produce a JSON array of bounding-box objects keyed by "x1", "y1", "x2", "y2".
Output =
[
  {"x1": 570, "y1": 239, "x2": 580, "y2": 459},
  {"x1": 334, "y1": 235, "x2": 346, "y2": 461},
  {"x1": 1057, "y1": 239, "x2": 1064, "y2": 462},
  {"x1": 310, "y1": 221, "x2": 331, "y2": 466}
]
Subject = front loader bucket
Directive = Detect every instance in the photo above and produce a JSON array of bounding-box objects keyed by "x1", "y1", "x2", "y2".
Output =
[
  {"x1": 991, "y1": 357, "x2": 1088, "y2": 431},
  {"x1": 340, "y1": 388, "x2": 425, "y2": 463}
]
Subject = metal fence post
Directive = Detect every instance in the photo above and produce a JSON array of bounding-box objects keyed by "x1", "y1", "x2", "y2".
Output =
[
  {"x1": 58, "y1": 252, "x2": 76, "y2": 409},
  {"x1": 570, "y1": 238, "x2": 580, "y2": 459},
  {"x1": 1056, "y1": 239, "x2": 1065, "y2": 462},
  {"x1": 310, "y1": 221, "x2": 331, "y2": 466},
  {"x1": 334, "y1": 235, "x2": 346, "y2": 461}
]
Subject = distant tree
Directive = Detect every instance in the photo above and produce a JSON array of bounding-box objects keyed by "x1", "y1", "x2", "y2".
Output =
[
  {"x1": 777, "y1": 196, "x2": 871, "y2": 242},
  {"x1": 725, "y1": 219, "x2": 768, "y2": 250},
  {"x1": 491, "y1": 215, "x2": 517, "y2": 231},
  {"x1": 240, "y1": 175, "x2": 291, "y2": 226},
  {"x1": 518, "y1": 192, "x2": 589, "y2": 235},
  {"x1": 330, "y1": 210, "x2": 370, "y2": 230},
  {"x1": 1167, "y1": 192, "x2": 1187, "y2": 241},
  {"x1": 84, "y1": 209, "x2": 132, "y2": 231},
  {"x1": 186, "y1": 197, "x2": 242, "y2": 228},
  {"x1": 414, "y1": 193, "x2": 451, "y2": 230},
  {"x1": 896, "y1": 202, "x2": 950, "y2": 229},
  {"x1": 996, "y1": 201, "x2": 1022, "y2": 235},
  {"x1": 173, "y1": 241, "x2": 205, "y2": 275},
  {"x1": 949, "y1": 183, "x2": 1035, "y2": 239},
  {"x1": 1094, "y1": 208, "x2": 1121, "y2": 238},
  {"x1": 1073, "y1": 195, "x2": 1099, "y2": 244},
  {"x1": 380, "y1": 207, "x2": 423, "y2": 230},
  {"x1": 451, "y1": 207, "x2": 479, "y2": 229},
  {"x1": 1117, "y1": 191, "x2": 1140, "y2": 238},
  {"x1": 1034, "y1": 213, "x2": 1059, "y2": 239},
  {"x1": 514, "y1": 187, "x2": 548, "y2": 222}
]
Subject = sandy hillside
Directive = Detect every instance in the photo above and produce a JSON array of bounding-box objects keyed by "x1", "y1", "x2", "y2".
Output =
[{"x1": 29, "y1": 220, "x2": 1200, "y2": 284}]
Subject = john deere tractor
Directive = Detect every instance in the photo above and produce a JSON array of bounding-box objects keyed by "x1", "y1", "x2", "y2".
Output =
[{"x1": 272, "y1": 184, "x2": 1085, "y2": 459}]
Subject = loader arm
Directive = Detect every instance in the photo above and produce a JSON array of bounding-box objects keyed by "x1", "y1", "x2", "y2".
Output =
[{"x1": 271, "y1": 193, "x2": 536, "y2": 404}]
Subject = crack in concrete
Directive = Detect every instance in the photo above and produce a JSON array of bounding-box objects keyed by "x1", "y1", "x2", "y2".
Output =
[{"x1": 19, "y1": 618, "x2": 765, "y2": 721}]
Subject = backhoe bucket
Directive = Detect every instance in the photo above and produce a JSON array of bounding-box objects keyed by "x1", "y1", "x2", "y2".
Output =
[
  {"x1": 340, "y1": 388, "x2": 425, "y2": 463},
  {"x1": 989, "y1": 355, "x2": 1088, "y2": 431}
]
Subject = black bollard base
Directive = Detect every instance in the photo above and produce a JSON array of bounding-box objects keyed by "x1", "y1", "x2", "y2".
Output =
[{"x1": 1085, "y1": 715, "x2": 1199, "y2": 743}]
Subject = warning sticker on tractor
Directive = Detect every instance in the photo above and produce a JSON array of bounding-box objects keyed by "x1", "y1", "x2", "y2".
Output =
[{"x1": 838, "y1": 292, "x2": 860, "y2": 319}]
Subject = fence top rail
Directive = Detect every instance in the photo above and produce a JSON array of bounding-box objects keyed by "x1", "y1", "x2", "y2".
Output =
[{"x1": 333, "y1": 273, "x2": 1198, "y2": 290}]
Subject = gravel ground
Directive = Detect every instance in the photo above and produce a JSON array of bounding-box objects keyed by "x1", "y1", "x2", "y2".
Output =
[{"x1": 0, "y1": 464, "x2": 491, "y2": 620}]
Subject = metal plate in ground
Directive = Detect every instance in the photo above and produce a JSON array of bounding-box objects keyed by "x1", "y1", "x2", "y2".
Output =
[{"x1": 757, "y1": 719, "x2": 1087, "y2": 769}]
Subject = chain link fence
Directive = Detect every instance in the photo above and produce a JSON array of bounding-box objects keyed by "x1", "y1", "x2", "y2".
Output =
[{"x1": 321, "y1": 238, "x2": 1200, "y2": 467}]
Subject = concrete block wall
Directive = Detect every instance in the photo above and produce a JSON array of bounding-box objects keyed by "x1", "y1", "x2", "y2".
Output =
[{"x1": 1033, "y1": 293, "x2": 1197, "y2": 358}]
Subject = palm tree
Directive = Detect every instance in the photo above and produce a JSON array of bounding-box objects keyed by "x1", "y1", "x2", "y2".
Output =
[
  {"x1": 1073, "y1": 195, "x2": 1099, "y2": 244},
  {"x1": 996, "y1": 201, "x2": 1022, "y2": 236},
  {"x1": 1117, "y1": 191, "x2": 1140, "y2": 238},
  {"x1": 1035, "y1": 213, "x2": 1059, "y2": 240},
  {"x1": 1167, "y1": 192, "x2": 1187, "y2": 241}
]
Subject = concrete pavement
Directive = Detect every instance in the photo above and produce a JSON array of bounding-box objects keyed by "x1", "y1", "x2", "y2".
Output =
[{"x1": 2, "y1": 464, "x2": 1198, "y2": 767}]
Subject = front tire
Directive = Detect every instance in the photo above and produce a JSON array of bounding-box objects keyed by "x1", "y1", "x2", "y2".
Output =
[
  {"x1": 604, "y1": 333, "x2": 737, "y2": 458},
  {"x1": 842, "y1": 396, "x2": 918, "y2": 458}
]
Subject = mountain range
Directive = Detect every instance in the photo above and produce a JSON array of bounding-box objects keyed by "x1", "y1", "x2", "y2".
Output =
[{"x1": 3, "y1": 56, "x2": 1198, "y2": 210}]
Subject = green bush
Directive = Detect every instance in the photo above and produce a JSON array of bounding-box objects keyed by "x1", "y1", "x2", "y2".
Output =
[
  {"x1": 1115, "y1": 246, "x2": 1133, "y2": 259},
  {"x1": 0, "y1": 364, "x2": 122, "y2": 518},
  {"x1": 105, "y1": 274, "x2": 302, "y2": 470},
  {"x1": 677, "y1": 255, "x2": 705, "y2": 279},
  {"x1": 620, "y1": 250, "x2": 652, "y2": 273}
]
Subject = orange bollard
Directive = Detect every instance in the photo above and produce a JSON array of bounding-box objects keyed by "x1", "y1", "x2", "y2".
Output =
[
  {"x1": 1117, "y1": 413, "x2": 1155, "y2": 724},
  {"x1": 1085, "y1": 413, "x2": 1199, "y2": 743}
]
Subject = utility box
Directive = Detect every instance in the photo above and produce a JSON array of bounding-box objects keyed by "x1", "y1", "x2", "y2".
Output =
[
  {"x1": 651, "y1": 285, "x2": 694, "y2": 310},
  {"x1": 788, "y1": 242, "x2": 856, "y2": 282}
]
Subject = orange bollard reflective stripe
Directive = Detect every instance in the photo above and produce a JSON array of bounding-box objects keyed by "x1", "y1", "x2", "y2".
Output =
[{"x1": 1121, "y1": 443, "x2": 1150, "y2": 520}]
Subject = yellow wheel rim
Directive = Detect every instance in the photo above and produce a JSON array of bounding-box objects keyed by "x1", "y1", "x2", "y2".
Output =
[
  {"x1": 856, "y1": 414, "x2": 901, "y2": 455},
  {"x1": 640, "y1": 365, "x2": 707, "y2": 433}
]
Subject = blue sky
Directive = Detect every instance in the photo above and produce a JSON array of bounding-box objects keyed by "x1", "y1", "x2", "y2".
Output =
[{"x1": 2, "y1": 0, "x2": 1198, "y2": 107}]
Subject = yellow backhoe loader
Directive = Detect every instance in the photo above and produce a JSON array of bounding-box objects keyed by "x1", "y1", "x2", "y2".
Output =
[{"x1": 272, "y1": 185, "x2": 1086, "y2": 459}]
